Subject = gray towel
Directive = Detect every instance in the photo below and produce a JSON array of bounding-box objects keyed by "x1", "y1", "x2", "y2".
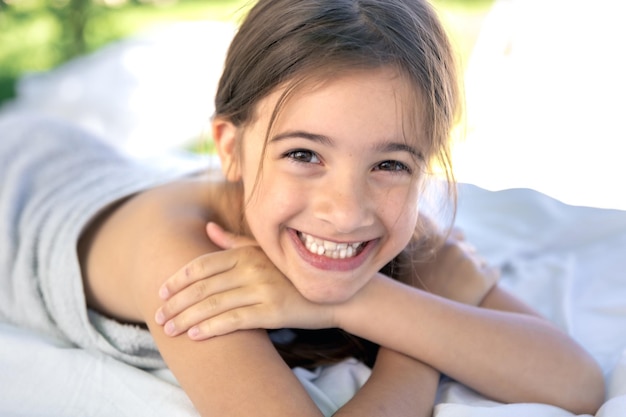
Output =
[{"x1": 0, "y1": 114, "x2": 191, "y2": 368}]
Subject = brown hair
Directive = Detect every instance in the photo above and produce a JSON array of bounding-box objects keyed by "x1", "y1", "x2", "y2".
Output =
[{"x1": 214, "y1": 0, "x2": 461, "y2": 368}]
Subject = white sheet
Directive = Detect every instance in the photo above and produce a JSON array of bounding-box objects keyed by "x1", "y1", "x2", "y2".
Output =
[
  {"x1": 435, "y1": 184, "x2": 626, "y2": 416},
  {"x1": 1, "y1": 9, "x2": 625, "y2": 415},
  {"x1": 1, "y1": 181, "x2": 624, "y2": 416}
]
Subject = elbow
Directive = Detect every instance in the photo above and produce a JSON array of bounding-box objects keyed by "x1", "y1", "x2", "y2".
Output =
[
  {"x1": 578, "y1": 375, "x2": 606, "y2": 416},
  {"x1": 561, "y1": 361, "x2": 606, "y2": 415},
  {"x1": 568, "y1": 385, "x2": 605, "y2": 416}
]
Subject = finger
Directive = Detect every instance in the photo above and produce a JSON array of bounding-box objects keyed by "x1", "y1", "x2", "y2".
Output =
[
  {"x1": 158, "y1": 251, "x2": 238, "y2": 300},
  {"x1": 186, "y1": 304, "x2": 276, "y2": 340},
  {"x1": 206, "y1": 222, "x2": 257, "y2": 250},
  {"x1": 156, "y1": 270, "x2": 241, "y2": 325},
  {"x1": 162, "y1": 286, "x2": 262, "y2": 337}
]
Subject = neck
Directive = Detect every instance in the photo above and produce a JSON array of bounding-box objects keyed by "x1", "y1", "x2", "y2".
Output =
[{"x1": 218, "y1": 180, "x2": 250, "y2": 237}]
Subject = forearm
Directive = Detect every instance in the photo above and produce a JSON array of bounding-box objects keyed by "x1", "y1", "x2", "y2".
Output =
[
  {"x1": 118, "y1": 203, "x2": 323, "y2": 416},
  {"x1": 139, "y1": 268, "x2": 324, "y2": 417},
  {"x1": 336, "y1": 274, "x2": 604, "y2": 414},
  {"x1": 334, "y1": 347, "x2": 438, "y2": 417}
]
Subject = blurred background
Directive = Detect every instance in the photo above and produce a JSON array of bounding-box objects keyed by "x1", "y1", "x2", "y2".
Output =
[
  {"x1": 0, "y1": 0, "x2": 491, "y2": 104},
  {"x1": 1, "y1": 0, "x2": 625, "y2": 210}
]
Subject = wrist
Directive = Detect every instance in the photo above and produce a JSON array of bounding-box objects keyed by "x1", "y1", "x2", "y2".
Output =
[{"x1": 334, "y1": 273, "x2": 388, "y2": 333}]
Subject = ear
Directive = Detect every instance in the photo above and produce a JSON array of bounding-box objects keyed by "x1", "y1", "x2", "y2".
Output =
[{"x1": 212, "y1": 117, "x2": 241, "y2": 182}]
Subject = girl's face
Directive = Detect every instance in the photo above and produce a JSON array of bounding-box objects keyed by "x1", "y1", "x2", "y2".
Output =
[{"x1": 219, "y1": 68, "x2": 426, "y2": 303}]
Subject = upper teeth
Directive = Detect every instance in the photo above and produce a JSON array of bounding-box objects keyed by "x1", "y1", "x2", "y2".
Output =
[{"x1": 299, "y1": 232, "x2": 364, "y2": 259}]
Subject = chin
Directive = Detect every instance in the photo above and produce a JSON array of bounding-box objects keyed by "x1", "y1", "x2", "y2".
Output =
[{"x1": 297, "y1": 283, "x2": 357, "y2": 304}]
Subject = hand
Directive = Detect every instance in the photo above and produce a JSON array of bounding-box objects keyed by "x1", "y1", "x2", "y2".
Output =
[
  {"x1": 154, "y1": 222, "x2": 336, "y2": 340},
  {"x1": 400, "y1": 219, "x2": 499, "y2": 306}
]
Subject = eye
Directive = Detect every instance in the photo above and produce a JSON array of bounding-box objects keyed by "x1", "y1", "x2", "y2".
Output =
[
  {"x1": 375, "y1": 160, "x2": 412, "y2": 174},
  {"x1": 284, "y1": 149, "x2": 321, "y2": 164}
]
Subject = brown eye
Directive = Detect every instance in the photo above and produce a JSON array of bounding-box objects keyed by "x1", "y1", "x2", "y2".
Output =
[
  {"x1": 375, "y1": 160, "x2": 411, "y2": 174},
  {"x1": 285, "y1": 149, "x2": 320, "y2": 164}
]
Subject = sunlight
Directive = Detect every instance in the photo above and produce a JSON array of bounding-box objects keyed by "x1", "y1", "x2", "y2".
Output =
[{"x1": 454, "y1": 0, "x2": 626, "y2": 210}]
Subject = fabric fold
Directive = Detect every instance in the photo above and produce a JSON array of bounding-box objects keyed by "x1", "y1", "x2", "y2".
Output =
[{"x1": 0, "y1": 114, "x2": 194, "y2": 368}]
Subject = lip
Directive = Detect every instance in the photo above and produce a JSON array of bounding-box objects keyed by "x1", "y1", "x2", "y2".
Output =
[{"x1": 288, "y1": 228, "x2": 378, "y2": 272}]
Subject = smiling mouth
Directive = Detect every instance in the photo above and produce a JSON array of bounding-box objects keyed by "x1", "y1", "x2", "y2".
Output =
[{"x1": 297, "y1": 231, "x2": 366, "y2": 259}]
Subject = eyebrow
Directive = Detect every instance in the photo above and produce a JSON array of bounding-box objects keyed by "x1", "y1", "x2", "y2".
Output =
[
  {"x1": 270, "y1": 130, "x2": 333, "y2": 146},
  {"x1": 270, "y1": 130, "x2": 424, "y2": 161},
  {"x1": 375, "y1": 141, "x2": 425, "y2": 161}
]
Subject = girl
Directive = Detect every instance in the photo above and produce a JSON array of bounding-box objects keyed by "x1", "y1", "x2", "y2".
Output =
[
  {"x1": 2, "y1": 0, "x2": 603, "y2": 416},
  {"x1": 147, "y1": 0, "x2": 602, "y2": 414}
]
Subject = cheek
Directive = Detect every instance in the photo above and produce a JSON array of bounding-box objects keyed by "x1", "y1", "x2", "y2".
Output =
[
  {"x1": 383, "y1": 189, "x2": 420, "y2": 246},
  {"x1": 384, "y1": 187, "x2": 420, "y2": 224},
  {"x1": 243, "y1": 174, "x2": 304, "y2": 245},
  {"x1": 246, "y1": 175, "x2": 300, "y2": 213}
]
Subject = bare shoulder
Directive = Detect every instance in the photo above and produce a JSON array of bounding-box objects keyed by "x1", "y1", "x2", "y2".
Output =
[
  {"x1": 78, "y1": 175, "x2": 321, "y2": 415},
  {"x1": 79, "y1": 174, "x2": 235, "y2": 323},
  {"x1": 480, "y1": 284, "x2": 543, "y2": 317}
]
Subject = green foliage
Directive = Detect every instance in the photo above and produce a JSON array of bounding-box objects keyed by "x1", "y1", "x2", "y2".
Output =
[
  {"x1": 0, "y1": 0, "x2": 248, "y2": 104},
  {"x1": 0, "y1": 0, "x2": 492, "y2": 106}
]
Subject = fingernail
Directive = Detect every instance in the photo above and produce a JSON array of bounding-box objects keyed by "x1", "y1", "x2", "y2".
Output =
[
  {"x1": 164, "y1": 321, "x2": 176, "y2": 336},
  {"x1": 159, "y1": 286, "x2": 169, "y2": 300},
  {"x1": 188, "y1": 326, "x2": 200, "y2": 339},
  {"x1": 155, "y1": 309, "x2": 165, "y2": 325}
]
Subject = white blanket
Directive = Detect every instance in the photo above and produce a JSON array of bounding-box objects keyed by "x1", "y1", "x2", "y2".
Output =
[
  {"x1": 1, "y1": 180, "x2": 624, "y2": 416},
  {"x1": 437, "y1": 184, "x2": 626, "y2": 416}
]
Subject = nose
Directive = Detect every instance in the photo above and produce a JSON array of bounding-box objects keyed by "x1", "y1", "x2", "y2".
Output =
[{"x1": 312, "y1": 173, "x2": 375, "y2": 233}]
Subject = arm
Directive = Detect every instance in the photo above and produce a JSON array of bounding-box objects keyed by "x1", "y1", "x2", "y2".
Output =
[
  {"x1": 334, "y1": 229, "x2": 531, "y2": 417},
  {"x1": 334, "y1": 348, "x2": 439, "y2": 417},
  {"x1": 158, "y1": 224, "x2": 499, "y2": 417},
  {"x1": 335, "y1": 274, "x2": 605, "y2": 415},
  {"x1": 80, "y1": 184, "x2": 323, "y2": 416},
  {"x1": 156, "y1": 222, "x2": 604, "y2": 415},
  {"x1": 159, "y1": 223, "x2": 440, "y2": 417}
]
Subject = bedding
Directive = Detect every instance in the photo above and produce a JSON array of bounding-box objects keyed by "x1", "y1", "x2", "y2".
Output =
[
  {"x1": 1, "y1": 174, "x2": 624, "y2": 416},
  {"x1": 1, "y1": 7, "x2": 625, "y2": 415},
  {"x1": 0, "y1": 115, "x2": 200, "y2": 369}
]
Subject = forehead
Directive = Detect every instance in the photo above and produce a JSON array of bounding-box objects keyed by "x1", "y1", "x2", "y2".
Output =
[{"x1": 252, "y1": 67, "x2": 426, "y2": 146}]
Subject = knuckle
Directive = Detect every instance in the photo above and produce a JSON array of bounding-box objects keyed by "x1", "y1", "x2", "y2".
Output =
[
  {"x1": 183, "y1": 264, "x2": 193, "y2": 280},
  {"x1": 228, "y1": 309, "x2": 240, "y2": 322},
  {"x1": 195, "y1": 294, "x2": 219, "y2": 315},
  {"x1": 191, "y1": 280, "x2": 210, "y2": 301},
  {"x1": 227, "y1": 309, "x2": 243, "y2": 327},
  {"x1": 183, "y1": 256, "x2": 209, "y2": 283},
  {"x1": 207, "y1": 295, "x2": 220, "y2": 312},
  {"x1": 163, "y1": 295, "x2": 185, "y2": 317},
  {"x1": 161, "y1": 301, "x2": 174, "y2": 317},
  {"x1": 183, "y1": 261, "x2": 199, "y2": 282}
]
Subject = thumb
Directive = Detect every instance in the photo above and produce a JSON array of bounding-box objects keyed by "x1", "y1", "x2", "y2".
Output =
[{"x1": 206, "y1": 222, "x2": 257, "y2": 249}]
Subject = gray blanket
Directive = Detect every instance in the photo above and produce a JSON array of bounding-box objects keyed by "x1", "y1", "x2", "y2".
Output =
[{"x1": 0, "y1": 115, "x2": 190, "y2": 368}]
